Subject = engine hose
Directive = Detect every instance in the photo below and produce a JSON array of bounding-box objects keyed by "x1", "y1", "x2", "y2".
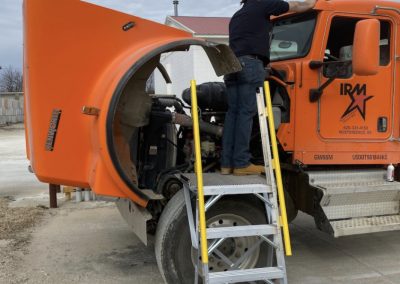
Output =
[
  {"x1": 156, "y1": 98, "x2": 184, "y2": 113},
  {"x1": 172, "y1": 113, "x2": 224, "y2": 137},
  {"x1": 269, "y1": 75, "x2": 288, "y2": 87},
  {"x1": 150, "y1": 111, "x2": 224, "y2": 137}
]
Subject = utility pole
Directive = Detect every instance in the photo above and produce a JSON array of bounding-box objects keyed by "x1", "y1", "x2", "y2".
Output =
[{"x1": 173, "y1": 1, "x2": 179, "y2": 17}]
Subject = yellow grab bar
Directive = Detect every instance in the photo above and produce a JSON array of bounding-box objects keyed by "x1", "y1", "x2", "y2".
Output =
[
  {"x1": 190, "y1": 80, "x2": 209, "y2": 264},
  {"x1": 264, "y1": 81, "x2": 292, "y2": 256}
]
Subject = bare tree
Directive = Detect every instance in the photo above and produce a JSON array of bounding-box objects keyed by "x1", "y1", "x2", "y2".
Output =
[{"x1": 0, "y1": 66, "x2": 23, "y2": 92}]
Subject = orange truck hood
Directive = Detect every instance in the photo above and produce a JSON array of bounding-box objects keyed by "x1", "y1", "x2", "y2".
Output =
[{"x1": 23, "y1": 0, "x2": 239, "y2": 206}]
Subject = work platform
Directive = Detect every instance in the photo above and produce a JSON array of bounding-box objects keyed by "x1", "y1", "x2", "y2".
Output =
[{"x1": 181, "y1": 173, "x2": 272, "y2": 195}]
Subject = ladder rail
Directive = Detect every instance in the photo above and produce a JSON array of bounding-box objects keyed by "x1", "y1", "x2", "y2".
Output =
[
  {"x1": 256, "y1": 90, "x2": 288, "y2": 284},
  {"x1": 263, "y1": 81, "x2": 292, "y2": 256},
  {"x1": 256, "y1": 90, "x2": 279, "y2": 229},
  {"x1": 190, "y1": 80, "x2": 210, "y2": 276}
]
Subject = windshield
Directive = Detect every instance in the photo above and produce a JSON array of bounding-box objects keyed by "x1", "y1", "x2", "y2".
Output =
[{"x1": 270, "y1": 12, "x2": 317, "y2": 62}]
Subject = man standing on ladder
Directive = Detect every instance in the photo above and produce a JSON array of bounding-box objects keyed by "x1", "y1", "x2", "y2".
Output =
[{"x1": 221, "y1": 0, "x2": 317, "y2": 176}]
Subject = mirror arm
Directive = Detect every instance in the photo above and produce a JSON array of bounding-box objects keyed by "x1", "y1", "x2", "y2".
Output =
[
  {"x1": 309, "y1": 60, "x2": 324, "y2": 69},
  {"x1": 157, "y1": 62, "x2": 172, "y2": 84},
  {"x1": 309, "y1": 77, "x2": 336, "y2": 102},
  {"x1": 309, "y1": 60, "x2": 350, "y2": 70},
  {"x1": 308, "y1": 60, "x2": 351, "y2": 102}
]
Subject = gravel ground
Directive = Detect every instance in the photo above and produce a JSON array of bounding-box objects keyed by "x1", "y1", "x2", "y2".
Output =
[{"x1": 0, "y1": 197, "x2": 47, "y2": 282}]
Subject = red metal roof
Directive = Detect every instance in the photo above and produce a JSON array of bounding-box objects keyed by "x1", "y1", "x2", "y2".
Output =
[{"x1": 170, "y1": 16, "x2": 230, "y2": 36}]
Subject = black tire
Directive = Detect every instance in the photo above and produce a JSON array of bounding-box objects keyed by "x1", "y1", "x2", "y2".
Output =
[
  {"x1": 284, "y1": 190, "x2": 298, "y2": 223},
  {"x1": 155, "y1": 190, "x2": 272, "y2": 284}
]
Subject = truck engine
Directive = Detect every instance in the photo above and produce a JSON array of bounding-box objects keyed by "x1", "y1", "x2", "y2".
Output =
[{"x1": 133, "y1": 78, "x2": 292, "y2": 233}]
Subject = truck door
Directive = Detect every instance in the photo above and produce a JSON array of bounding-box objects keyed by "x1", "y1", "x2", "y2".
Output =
[{"x1": 318, "y1": 16, "x2": 394, "y2": 141}]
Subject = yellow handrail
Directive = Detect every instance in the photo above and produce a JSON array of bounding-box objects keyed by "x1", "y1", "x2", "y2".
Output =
[
  {"x1": 190, "y1": 80, "x2": 209, "y2": 264},
  {"x1": 264, "y1": 81, "x2": 292, "y2": 256}
]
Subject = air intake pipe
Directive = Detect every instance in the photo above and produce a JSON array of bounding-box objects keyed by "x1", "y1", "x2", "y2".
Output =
[{"x1": 151, "y1": 111, "x2": 224, "y2": 137}]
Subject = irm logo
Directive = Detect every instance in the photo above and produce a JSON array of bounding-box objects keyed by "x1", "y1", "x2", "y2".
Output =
[
  {"x1": 340, "y1": 83, "x2": 367, "y2": 96},
  {"x1": 340, "y1": 83, "x2": 373, "y2": 120}
]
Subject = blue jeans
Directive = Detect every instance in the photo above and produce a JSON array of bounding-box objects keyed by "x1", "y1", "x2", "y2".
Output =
[{"x1": 221, "y1": 56, "x2": 266, "y2": 168}]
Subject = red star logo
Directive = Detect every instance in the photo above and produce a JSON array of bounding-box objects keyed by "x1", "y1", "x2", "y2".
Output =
[{"x1": 341, "y1": 92, "x2": 373, "y2": 120}]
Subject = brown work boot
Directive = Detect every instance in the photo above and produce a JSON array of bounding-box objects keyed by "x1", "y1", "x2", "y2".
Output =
[
  {"x1": 220, "y1": 167, "x2": 233, "y2": 175},
  {"x1": 233, "y1": 164, "x2": 265, "y2": 176}
]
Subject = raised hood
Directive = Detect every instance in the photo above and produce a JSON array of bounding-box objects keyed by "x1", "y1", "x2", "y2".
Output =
[{"x1": 23, "y1": 0, "x2": 239, "y2": 206}]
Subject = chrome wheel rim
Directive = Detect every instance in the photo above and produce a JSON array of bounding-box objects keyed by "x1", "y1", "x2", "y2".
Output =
[{"x1": 191, "y1": 213, "x2": 261, "y2": 274}]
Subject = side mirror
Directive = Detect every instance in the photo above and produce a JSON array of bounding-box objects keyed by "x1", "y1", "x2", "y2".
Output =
[{"x1": 352, "y1": 19, "x2": 380, "y2": 76}]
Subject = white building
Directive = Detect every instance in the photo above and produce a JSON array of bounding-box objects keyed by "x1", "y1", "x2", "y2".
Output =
[{"x1": 154, "y1": 16, "x2": 230, "y2": 98}]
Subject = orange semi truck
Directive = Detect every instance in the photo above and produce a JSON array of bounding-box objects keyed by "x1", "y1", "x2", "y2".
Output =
[{"x1": 24, "y1": 0, "x2": 400, "y2": 282}]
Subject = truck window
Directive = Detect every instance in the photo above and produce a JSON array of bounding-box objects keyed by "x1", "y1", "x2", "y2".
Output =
[
  {"x1": 323, "y1": 17, "x2": 391, "y2": 78},
  {"x1": 270, "y1": 12, "x2": 317, "y2": 62}
]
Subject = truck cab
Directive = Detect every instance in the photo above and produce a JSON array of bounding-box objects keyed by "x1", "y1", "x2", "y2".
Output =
[
  {"x1": 267, "y1": 0, "x2": 400, "y2": 237},
  {"x1": 271, "y1": 1, "x2": 398, "y2": 165}
]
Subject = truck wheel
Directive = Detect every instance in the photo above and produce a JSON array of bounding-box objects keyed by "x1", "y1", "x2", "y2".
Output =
[
  {"x1": 155, "y1": 190, "x2": 271, "y2": 284},
  {"x1": 284, "y1": 190, "x2": 298, "y2": 223}
]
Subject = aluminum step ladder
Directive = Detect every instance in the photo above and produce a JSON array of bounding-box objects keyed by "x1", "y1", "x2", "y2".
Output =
[{"x1": 181, "y1": 80, "x2": 292, "y2": 284}]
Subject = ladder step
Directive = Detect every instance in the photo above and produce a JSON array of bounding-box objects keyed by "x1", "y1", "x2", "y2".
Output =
[
  {"x1": 203, "y1": 184, "x2": 272, "y2": 196},
  {"x1": 181, "y1": 173, "x2": 269, "y2": 187},
  {"x1": 208, "y1": 267, "x2": 285, "y2": 284},
  {"x1": 207, "y1": 224, "x2": 277, "y2": 239}
]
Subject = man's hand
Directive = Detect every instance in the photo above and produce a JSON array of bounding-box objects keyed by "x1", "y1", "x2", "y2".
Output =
[{"x1": 288, "y1": 0, "x2": 317, "y2": 13}]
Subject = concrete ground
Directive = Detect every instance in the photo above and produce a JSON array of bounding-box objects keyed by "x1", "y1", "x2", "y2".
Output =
[
  {"x1": 0, "y1": 124, "x2": 46, "y2": 198},
  {"x1": 1, "y1": 125, "x2": 400, "y2": 284}
]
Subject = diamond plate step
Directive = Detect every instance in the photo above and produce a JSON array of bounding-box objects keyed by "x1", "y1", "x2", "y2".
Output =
[
  {"x1": 306, "y1": 170, "x2": 400, "y2": 222},
  {"x1": 317, "y1": 181, "x2": 400, "y2": 195},
  {"x1": 331, "y1": 215, "x2": 400, "y2": 237},
  {"x1": 207, "y1": 225, "x2": 277, "y2": 239},
  {"x1": 323, "y1": 202, "x2": 399, "y2": 220},
  {"x1": 208, "y1": 267, "x2": 284, "y2": 284},
  {"x1": 308, "y1": 169, "x2": 387, "y2": 185},
  {"x1": 320, "y1": 187, "x2": 400, "y2": 220}
]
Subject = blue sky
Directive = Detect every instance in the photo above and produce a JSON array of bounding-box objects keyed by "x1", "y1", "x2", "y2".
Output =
[{"x1": 0, "y1": 0, "x2": 241, "y2": 70}]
